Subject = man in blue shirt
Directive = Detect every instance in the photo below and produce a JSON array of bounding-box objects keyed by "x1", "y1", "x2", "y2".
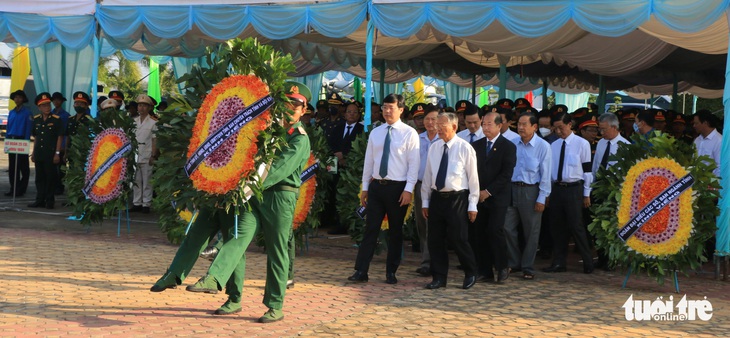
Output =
[
  {"x1": 5, "y1": 90, "x2": 33, "y2": 197},
  {"x1": 504, "y1": 113, "x2": 552, "y2": 280}
]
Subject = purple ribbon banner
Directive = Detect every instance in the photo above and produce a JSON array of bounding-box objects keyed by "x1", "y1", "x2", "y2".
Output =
[
  {"x1": 82, "y1": 142, "x2": 132, "y2": 197},
  {"x1": 617, "y1": 173, "x2": 694, "y2": 242},
  {"x1": 300, "y1": 162, "x2": 319, "y2": 183}
]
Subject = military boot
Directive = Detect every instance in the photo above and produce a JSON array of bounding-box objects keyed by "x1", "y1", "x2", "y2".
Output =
[
  {"x1": 258, "y1": 308, "x2": 284, "y2": 323},
  {"x1": 185, "y1": 274, "x2": 220, "y2": 294},
  {"x1": 150, "y1": 271, "x2": 178, "y2": 292},
  {"x1": 214, "y1": 299, "x2": 242, "y2": 315}
]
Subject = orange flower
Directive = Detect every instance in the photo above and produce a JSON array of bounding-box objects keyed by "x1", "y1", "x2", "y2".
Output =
[
  {"x1": 292, "y1": 155, "x2": 318, "y2": 229},
  {"x1": 85, "y1": 128, "x2": 129, "y2": 204}
]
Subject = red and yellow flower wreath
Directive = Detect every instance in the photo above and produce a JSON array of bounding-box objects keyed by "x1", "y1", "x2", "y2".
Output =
[
  {"x1": 186, "y1": 75, "x2": 271, "y2": 195},
  {"x1": 292, "y1": 154, "x2": 318, "y2": 230},
  {"x1": 617, "y1": 157, "x2": 694, "y2": 257},
  {"x1": 85, "y1": 128, "x2": 130, "y2": 204}
]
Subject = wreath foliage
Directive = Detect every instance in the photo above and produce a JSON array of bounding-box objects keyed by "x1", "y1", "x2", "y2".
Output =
[
  {"x1": 65, "y1": 108, "x2": 137, "y2": 227},
  {"x1": 152, "y1": 38, "x2": 295, "y2": 244},
  {"x1": 589, "y1": 132, "x2": 720, "y2": 285}
]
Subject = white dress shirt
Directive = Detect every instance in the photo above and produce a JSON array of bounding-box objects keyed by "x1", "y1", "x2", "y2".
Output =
[
  {"x1": 512, "y1": 134, "x2": 552, "y2": 204},
  {"x1": 342, "y1": 122, "x2": 357, "y2": 139},
  {"x1": 362, "y1": 120, "x2": 420, "y2": 192},
  {"x1": 418, "y1": 131, "x2": 440, "y2": 181},
  {"x1": 421, "y1": 136, "x2": 480, "y2": 212},
  {"x1": 456, "y1": 127, "x2": 485, "y2": 144},
  {"x1": 134, "y1": 115, "x2": 158, "y2": 163},
  {"x1": 551, "y1": 132, "x2": 593, "y2": 197},
  {"x1": 694, "y1": 129, "x2": 722, "y2": 177},
  {"x1": 592, "y1": 134, "x2": 630, "y2": 176},
  {"x1": 502, "y1": 129, "x2": 520, "y2": 142}
]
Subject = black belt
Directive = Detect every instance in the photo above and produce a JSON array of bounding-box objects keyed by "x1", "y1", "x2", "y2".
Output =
[
  {"x1": 6, "y1": 135, "x2": 24, "y2": 139},
  {"x1": 432, "y1": 189, "x2": 467, "y2": 198},
  {"x1": 512, "y1": 181, "x2": 538, "y2": 187},
  {"x1": 553, "y1": 180, "x2": 583, "y2": 187},
  {"x1": 374, "y1": 179, "x2": 405, "y2": 185}
]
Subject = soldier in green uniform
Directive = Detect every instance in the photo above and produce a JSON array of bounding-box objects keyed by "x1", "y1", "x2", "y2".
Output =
[
  {"x1": 152, "y1": 82, "x2": 311, "y2": 324},
  {"x1": 28, "y1": 93, "x2": 64, "y2": 209}
]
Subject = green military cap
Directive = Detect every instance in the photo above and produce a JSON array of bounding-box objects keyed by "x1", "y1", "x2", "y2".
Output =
[{"x1": 284, "y1": 81, "x2": 311, "y2": 106}]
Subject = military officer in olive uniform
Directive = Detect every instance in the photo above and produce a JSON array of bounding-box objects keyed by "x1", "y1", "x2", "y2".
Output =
[
  {"x1": 28, "y1": 93, "x2": 64, "y2": 209},
  {"x1": 152, "y1": 82, "x2": 311, "y2": 324}
]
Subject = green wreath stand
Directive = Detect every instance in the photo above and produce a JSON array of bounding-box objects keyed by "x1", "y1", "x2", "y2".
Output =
[
  {"x1": 589, "y1": 132, "x2": 720, "y2": 291},
  {"x1": 337, "y1": 131, "x2": 415, "y2": 254},
  {"x1": 65, "y1": 107, "x2": 137, "y2": 232},
  {"x1": 151, "y1": 38, "x2": 295, "y2": 244}
]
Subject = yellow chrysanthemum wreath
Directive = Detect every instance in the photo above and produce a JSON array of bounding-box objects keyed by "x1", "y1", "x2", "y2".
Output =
[{"x1": 589, "y1": 133, "x2": 719, "y2": 285}]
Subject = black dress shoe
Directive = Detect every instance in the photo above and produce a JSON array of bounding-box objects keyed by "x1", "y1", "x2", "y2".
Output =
[
  {"x1": 478, "y1": 275, "x2": 494, "y2": 283},
  {"x1": 4, "y1": 191, "x2": 12, "y2": 197},
  {"x1": 542, "y1": 265, "x2": 567, "y2": 273},
  {"x1": 385, "y1": 273, "x2": 397, "y2": 284},
  {"x1": 129, "y1": 205, "x2": 142, "y2": 212},
  {"x1": 142, "y1": 206, "x2": 150, "y2": 213},
  {"x1": 425, "y1": 279, "x2": 446, "y2": 289},
  {"x1": 27, "y1": 201, "x2": 43, "y2": 208},
  {"x1": 45, "y1": 203, "x2": 54, "y2": 209},
  {"x1": 583, "y1": 266, "x2": 594, "y2": 274},
  {"x1": 462, "y1": 275, "x2": 477, "y2": 289},
  {"x1": 497, "y1": 268, "x2": 510, "y2": 283},
  {"x1": 200, "y1": 246, "x2": 219, "y2": 260},
  {"x1": 415, "y1": 267, "x2": 431, "y2": 277},
  {"x1": 347, "y1": 271, "x2": 368, "y2": 282}
]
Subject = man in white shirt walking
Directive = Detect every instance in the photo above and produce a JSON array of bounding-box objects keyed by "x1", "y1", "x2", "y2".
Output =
[
  {"x1": 421, "y1": 112, "x2": 480, "y2": 290},
  {"x1": 692, "y1": 110, "x2": 722, "y2": 177},
  {"x1": 348, "y1": 94, "x2": 420, "y2": 284},
  {"x1": 543, "y1": 112, "x2": 594, "y2": 274}
]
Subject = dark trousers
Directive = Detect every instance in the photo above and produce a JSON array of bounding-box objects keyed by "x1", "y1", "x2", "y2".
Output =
[
  {"x1": 8, "y1": 153, "x2": 29, "y2": 195},
  {"x1": 428, "y1": 191, "x2": 477, "y2": 280},
  {"x1": 34, "y1": 158, "x2": 57, "y2": 205},
  {"x1": 549, "y1": 184, "x2": 593, "y2": 269},
  {"x1": 354, "y1": 180, "x2": 407, "y2": 274},
  {"x1": 471, "y1": 202, "x2": 508, "y2": 275}
]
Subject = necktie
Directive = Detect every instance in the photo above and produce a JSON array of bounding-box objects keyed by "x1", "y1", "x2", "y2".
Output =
[
  {"x1": 469, "y1": 133, "x2": 475, "y2": 144},
  {"x1": 557, "y1": 141, "x2": 566, "y2": 182},
  {"x1": 379, "y1": 126, "x2": 392, "y2": 178},
  {"x1": 486, "y1": 140, "x2": 493, "y2": 156},
  {"x1": 600, "y1": 142, "x2": 611, "y2": 169},
  {"x1": 435, "y1": 144, "x2": 449, "y2": 191},
  {"x1": 344, "y1": 125, "x2": 352, "y2": 139}
]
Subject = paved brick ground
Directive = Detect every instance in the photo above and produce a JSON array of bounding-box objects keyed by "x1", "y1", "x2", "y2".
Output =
[
  {"x1": 1, "y1": 153, "x2": 729, "y2": 338},
  {"x1": 1, "y1": 202, "x2": 728, "y2": 337}
]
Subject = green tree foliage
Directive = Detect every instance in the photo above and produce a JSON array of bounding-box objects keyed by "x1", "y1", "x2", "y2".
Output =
[{"x1": 98, "y1": 51, "x2": 143, "y2": 98}]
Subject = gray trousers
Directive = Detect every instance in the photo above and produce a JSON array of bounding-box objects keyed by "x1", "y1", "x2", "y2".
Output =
[
  {"x1": 504, "y1": 184, "x2": 543, "y2": 274},
  {"x1": 413, "y1": 181, "x2": 430, "y2": 269}
]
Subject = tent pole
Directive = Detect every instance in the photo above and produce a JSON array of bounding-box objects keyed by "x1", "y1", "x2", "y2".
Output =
[
  {"x1": 597, "y1": 75, "x2": 606, "y2": 114},
  {"x1": 498, "y1": 64, "x2": 507, "y2": 99},
  {"x1": 471, "y1": 74, "x2": 477, "y2": 103},
  {"x1": 714, "y1": 20, "x2": 730, "y2": 262},
  {"x1": 363, "y1": 18, "x2": 374, "y2": 132},
  {"x1": 379, "y1": 61, "x2": 385, "y2": 103},
  {"x1": 672, "y1": 73, "x2": 679, "y2": 111},
  {"x1": 90, "y1": 34, "x2": 101, "y2": 118},
  {"x1": 542, "y1": 78, "x2": 548, "y2": 111}
]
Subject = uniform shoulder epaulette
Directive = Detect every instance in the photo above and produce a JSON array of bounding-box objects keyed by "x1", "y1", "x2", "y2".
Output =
[
  {"x1": 51, "y1": 114, "x2": 60, "y2": 119},
  {"x1": 297, "y1": 126, "x2": 307, "y2": 135},
  {"x1": 150, "y1": 115, "x2": 158, "y2": 121},
  {"x1": 33, "y1": 114, "x2": 42, "y2": 119}
]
